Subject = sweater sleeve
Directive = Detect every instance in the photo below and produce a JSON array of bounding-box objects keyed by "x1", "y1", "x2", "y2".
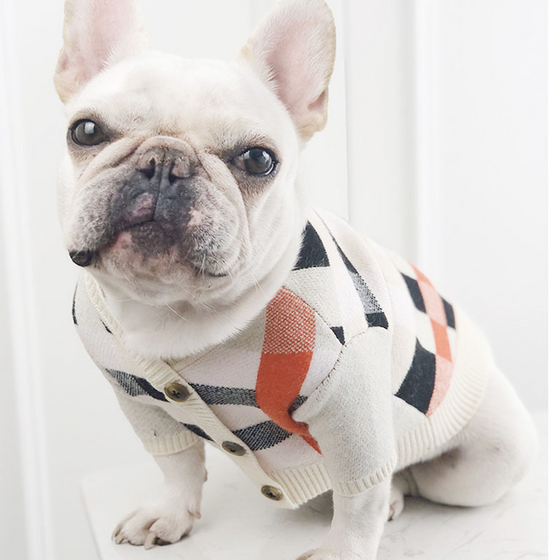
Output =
[
  {"x1": 113, "y1": 389, "x2": 201, "y2": 456},
  {"x1": 292, "y1": 327, "x2": 397, "y2": 496}
]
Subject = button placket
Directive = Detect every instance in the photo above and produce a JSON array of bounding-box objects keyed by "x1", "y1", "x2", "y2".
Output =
[{"x1": 155, "y1": 374, "x2": 291, "y2": 507}]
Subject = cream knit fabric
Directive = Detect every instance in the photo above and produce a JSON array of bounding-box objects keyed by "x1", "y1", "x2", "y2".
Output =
[{"x1": 73, "y1": 209, "x2": 490, "y2": 508}]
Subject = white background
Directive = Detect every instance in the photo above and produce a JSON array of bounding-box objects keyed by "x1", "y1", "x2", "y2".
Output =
[{"x1": 0, "y1": 1, "x2": 547, "y2": 559}]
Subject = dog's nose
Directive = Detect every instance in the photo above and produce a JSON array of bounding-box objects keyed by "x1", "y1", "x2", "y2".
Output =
[
  {"x1": 137, "y1": 147, "x2": 191, "y2": 185},
  {"x1": 113, "y1": 147, "x2": 194, "y2": 231}
]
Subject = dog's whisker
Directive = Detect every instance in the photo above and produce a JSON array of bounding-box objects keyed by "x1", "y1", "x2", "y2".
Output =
[{"x1": 165, "y1": 303, "x2": 192, "y2": 324}]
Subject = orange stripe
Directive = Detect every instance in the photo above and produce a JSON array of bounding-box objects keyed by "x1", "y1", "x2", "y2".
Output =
[
  {"x1": 412, "y1": 264, "x2": 431, "y2": 285},
  {"x1": 256, "y1": 288, "x2": 321, "y2": 453},
  {"x1": 431, "y1": 319, "x2": 452, "y2": 361},
  {"x1": 427, "y1": 357, "x2": 453, "y2": 416}
]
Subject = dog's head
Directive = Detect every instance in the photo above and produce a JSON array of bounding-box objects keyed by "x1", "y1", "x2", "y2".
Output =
[{"x1": 55, "y1": 0, "x2": 335, "y2": 309}]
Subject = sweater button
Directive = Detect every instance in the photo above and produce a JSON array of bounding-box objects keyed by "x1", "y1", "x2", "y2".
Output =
[
  {"x1": 222, "y1": 441, "x2": 246, "y2": 456},
  {"x1": 164, "y1": 382, "x2": 190, "y2": 402},
  {"x1": 261, "y1": 485, "x2": 283, "y2": 501}
]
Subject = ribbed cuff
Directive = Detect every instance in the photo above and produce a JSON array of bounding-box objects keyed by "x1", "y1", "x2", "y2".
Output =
[
  {"x1": 143, "y1": 430, "x2": 200, "y2": 455},
  {"x1": 332, "y1": 455, "x2": 397, "y2": 496},
  {"x1": 270, "y1": 454, "x2": 397, "y2": 505}
]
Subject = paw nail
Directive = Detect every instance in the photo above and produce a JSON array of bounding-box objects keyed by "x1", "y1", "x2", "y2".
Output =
[
  {"x1": 111, "y1": 525, "x2": 123, "y2": 540},
  {"x1": 144, "y1": 532, "x2": 157, "y2": 550}
]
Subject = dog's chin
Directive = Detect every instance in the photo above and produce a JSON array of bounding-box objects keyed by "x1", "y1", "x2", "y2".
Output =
[{"x1": 92, "y1": 230, "x2": 232, "y2": 301}]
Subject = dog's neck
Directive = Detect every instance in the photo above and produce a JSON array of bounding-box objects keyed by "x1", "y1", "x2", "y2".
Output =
[{"x1": 96, "y1": 222, "x2": 304, "y2": 362}]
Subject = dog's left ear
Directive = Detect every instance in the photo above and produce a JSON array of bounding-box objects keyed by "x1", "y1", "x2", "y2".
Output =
[
  {"x1": 240, "y1": 0, "x2": 336, "y2": 140},
  {"x1": 54, "y1": 0, "x2": 146, "y2": 103}
]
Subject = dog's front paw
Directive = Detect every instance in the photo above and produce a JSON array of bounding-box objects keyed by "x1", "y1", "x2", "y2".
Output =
[{"x1": 112, "y1": 488, "x2": 201, "y2": 549}]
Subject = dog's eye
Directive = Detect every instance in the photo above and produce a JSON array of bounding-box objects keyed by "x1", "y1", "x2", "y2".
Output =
[
  {"x1": 70, "y1": 120, "x2": 108, "y2": 147},
  {"x1": 234, "y1": 147, "x2": 276, "y2": 176}
]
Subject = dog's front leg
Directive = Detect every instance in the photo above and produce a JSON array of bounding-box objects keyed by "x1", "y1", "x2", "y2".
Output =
[
  {"x1": 298, "y1": 480, "x2": 391, "y2": 560},
  {"x1": 292, "y1": 328, "x2": 395, "y2": 560},
  {"x1": 112, "y1": 440, "x2": 206, "y2": 549}
]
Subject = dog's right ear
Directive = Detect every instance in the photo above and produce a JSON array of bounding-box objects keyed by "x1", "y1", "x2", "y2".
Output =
[{"x1": 54, "y1": 0, "x2": 146, "y2": 103}]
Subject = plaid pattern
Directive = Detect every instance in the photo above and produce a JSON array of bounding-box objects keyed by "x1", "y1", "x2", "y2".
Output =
[
  {"x1": 286, "y1": 221, "x2": 388, "y2": 348},
  {"x1": 395, "y1": 264, "x2": 456, "y2": 416},
  {"x1": 256, "y1": 287, "x2": 321, "y2": 452},
  {"x1": 162, "y1": 288, "x2": 336, "y2": 470}
]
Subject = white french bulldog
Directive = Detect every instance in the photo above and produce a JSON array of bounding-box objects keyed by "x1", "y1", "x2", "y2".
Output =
[{"x1": 54, "y1": 0, "x2": 537, "y2": 558}]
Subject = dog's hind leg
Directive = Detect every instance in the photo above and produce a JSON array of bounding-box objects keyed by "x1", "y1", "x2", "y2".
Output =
[
  {"x1": 387, "y1": 472, "x2": 410, "y2": 520},
  {"x1": 409, "y1": 366, "x2": 537, "y2": 507}
]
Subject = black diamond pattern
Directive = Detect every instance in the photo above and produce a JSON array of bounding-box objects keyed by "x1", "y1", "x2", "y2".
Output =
[{"x1": 395, "y1": 340, "x2": 436, "y2": 414}]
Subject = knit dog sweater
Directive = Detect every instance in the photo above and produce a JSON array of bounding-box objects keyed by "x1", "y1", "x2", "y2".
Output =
[{"x1": 73, "y1": 210, "x2": 490, "y2": 508}]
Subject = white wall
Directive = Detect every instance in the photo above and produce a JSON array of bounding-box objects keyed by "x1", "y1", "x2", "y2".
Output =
[
  {"x1": 0, "y1": 1, "x2": 547, "y2": 559},
  {"x1": 411, "y1": 0, "x2": 547, "y2": 409},
  {"x1": 0, "y1": 231, "x2": 28, "y2": 560},
  {"x1": 345, "y1": 0, "x2": 417, "y2": 256},
  {"x1": 436, "y1": 0, "x2": 547, "y2": 411}
]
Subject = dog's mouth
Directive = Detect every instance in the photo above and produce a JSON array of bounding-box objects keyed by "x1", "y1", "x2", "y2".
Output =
[
  {"x1": 69, "y1": 219, "x2": 231, "y2": 281},
  {"x1": 68, "y1": 218, "x2": 157, "y2": 269},
  {"x1": 191, "y1": 266, "x2": 228, "y2": 279},
  {"x1": 69, "y1": 246, "x2": 230, "y2": 280}
]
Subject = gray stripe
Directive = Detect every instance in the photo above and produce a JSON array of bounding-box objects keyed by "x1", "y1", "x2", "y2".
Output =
[
  {"x1": 107, "y1": 369, "x2": 146, "y2": 398},
  {"x1": 233, "y1": 421, "x2": 292, "y2": 451},
  {"x1": 288, "y1": 394, "x2": 308, "y2": 413},
  {"x1": 350, "y1": 271, "x2": 384, "y2": 314},
  {"x1": 181, "y1": 423, "x2": 213, "y2": 441},
  {"x1": 190, "y1": 384, "x2": 258, "y2": 407},
  {"x1": 106, "y1": 368, "x2": 167, "y2": 401}
]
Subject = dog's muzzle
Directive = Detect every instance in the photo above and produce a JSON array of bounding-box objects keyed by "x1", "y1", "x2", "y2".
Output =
[
  {"x1": 68, "y1": 143, "x2": 198, "y2": 267},
  {"x1": 115, "y1": 146, "x2": 195, "y2": 230}
]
